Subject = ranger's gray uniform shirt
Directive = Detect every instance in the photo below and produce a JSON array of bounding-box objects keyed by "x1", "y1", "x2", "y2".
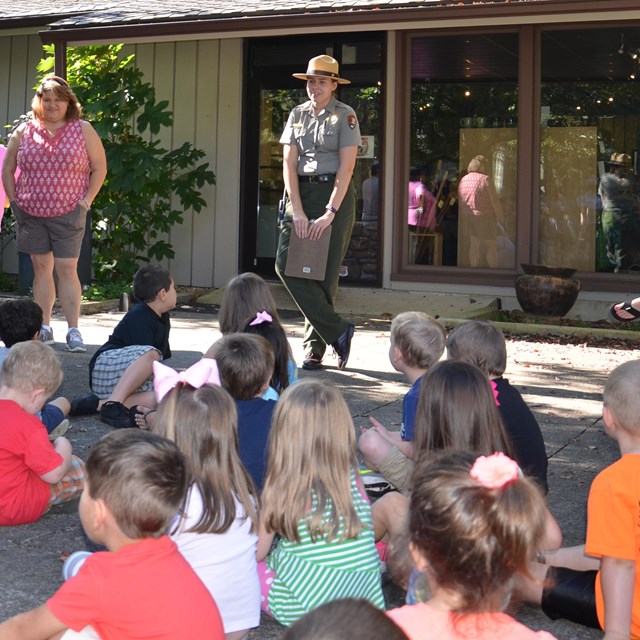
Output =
[{"x1": 279, "y1": 96, "x2": 361, "y2": 175}]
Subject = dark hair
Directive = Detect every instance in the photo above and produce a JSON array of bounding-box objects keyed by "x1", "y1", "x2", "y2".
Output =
[
  {"x1": 133, "y1": 264, "x2": 173, "y2": 303},
  {"x1": 243, "y1": 317, "x2": 291, "y2": 392},
  {"x1": 86, "y1": 429, "x2": 189, "y2": 540},
  {"x1": 218, "y1": 272, "x2": 282, "y2": 334},
  {"x1": 0, "y1": 299, "x2": 42, "y2": 347},
  {"x1": 154, "y1": 383, "x2": 258, "y2": 534},
  {"x1": 32, "y1": 75, "x2": 82, "y2": 121},
  {"x1": 209, "y1": 333, "x2": 275, "y2": 400},
  {"x1": 413, "y1": 361, "x2": 514, "y2": 462},
  {"x1": 281, "y1": 598, "x2": 408, "y2": 640},
  {"x1": 410, "y1": 451, "x2": 546, "y2": 614},
  {"x1": 446, "y1": 320, "x2": 507, "y2": 377}
]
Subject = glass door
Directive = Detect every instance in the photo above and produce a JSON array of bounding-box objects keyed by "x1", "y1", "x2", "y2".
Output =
[{"x1": 241, "y1": 35, "x2": 385, "y2": 284}]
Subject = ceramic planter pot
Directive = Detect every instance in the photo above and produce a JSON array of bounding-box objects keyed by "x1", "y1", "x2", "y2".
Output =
[{"x1": 515, "y1": 264, "x2": 580, "y2": 317}]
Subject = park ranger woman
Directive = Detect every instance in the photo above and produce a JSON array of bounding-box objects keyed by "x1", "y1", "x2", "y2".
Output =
[{"x1": 275, "y1": 55, "x2": 361, "y2": 371}]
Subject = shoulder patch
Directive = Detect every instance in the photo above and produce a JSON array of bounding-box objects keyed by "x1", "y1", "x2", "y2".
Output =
[{"x1": 347, "y1": 114, "x2": 358, "y2": 130}]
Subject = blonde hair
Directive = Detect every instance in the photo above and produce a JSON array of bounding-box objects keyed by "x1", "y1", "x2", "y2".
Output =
[
  {"x1": 218, "y1": 272, "x2": 282, "y2": 334},
  {"x1": 153, "y1": 383, "x2": 258, "y2": 534},
  {"x1": 467, "y1": 155, "x2": 489, "y2": 174},
  {"x1": 447, "y1": 320, "x2": 507, "y2": 377},
  {"x1": 603, "y1": 360, "x2": 640, "y2": 433},
  {"x1": 1, "y1": 341, "x2": 62, "y2": 395},
  {"x1": 390, "y1": 312, "x2": 445, "y2": 369},
  {"x1": 32, "y1": 75, "x2": 82, "y2": 122},
  {"x1": 410, "y1": 451, "x2": 546, "y2": 613},
  {"x1": 261, "y1": 380, "x2": 362, "y2": 543}
]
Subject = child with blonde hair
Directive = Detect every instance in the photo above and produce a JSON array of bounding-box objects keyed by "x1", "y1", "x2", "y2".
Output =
[
  {"x1": 0, "y1": 341, "x2": 84, "y2": 525},
  {"x1": 358, "y1": 311, "x2": 445, "y2": 492},
  {"x1": 152, "y1": 361, "x2": 261, "y2": 640},
  {"x1": 257, "y1": 380, "x2": 384, "y2": 626},
  {"x1": 388, "y1": 450, "x2": 557, "y2": 640},
  {"x1": 520, "y1": 360, "x2": 640, "y2": 638}
]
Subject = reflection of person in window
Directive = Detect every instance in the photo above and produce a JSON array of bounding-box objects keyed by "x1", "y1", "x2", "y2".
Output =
[
  {"x1": 408, "y1": 167, "x2": 435, "y2": 231},
  {"x1": 599, "y1": 153, "x2": 639, "y2": 272},
  {"x1": 361, "y1": 163, "x2": 379, "y2": 223},
  {"x1": 458, "y1": 155, "x2": 502, "y2": 268}
]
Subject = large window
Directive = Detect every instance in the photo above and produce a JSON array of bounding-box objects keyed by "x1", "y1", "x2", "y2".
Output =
[
  {"x1": 408, "y1": 33, "x2": 519, "y2": 269},
  {"x1": 540, "y1": 27, "x2": 640, "y2": 274}
]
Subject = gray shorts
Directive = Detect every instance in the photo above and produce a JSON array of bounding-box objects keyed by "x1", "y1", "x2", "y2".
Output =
[
  {"x1": 91, "y1": 345, "x2": 161, "y2": 399},
  {"x1": 12, "y1": 201, "x2": 87, "y2": 259}
]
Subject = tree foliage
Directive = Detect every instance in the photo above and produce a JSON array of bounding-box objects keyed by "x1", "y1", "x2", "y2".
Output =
[{"x1": 38, "y1": 44, "x2": 215, "y2": 283}]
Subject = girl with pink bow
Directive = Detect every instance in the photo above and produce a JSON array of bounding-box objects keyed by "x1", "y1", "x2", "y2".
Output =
[
  {"x1": 153, "y1": 371, "x2": 261, "y2": 640},
  {"x1": 206, "y1": 272, "x2": 298, "y2": 397},
  {"x1": 387, "y1": 451, "x2": 557, "y2": 640}
]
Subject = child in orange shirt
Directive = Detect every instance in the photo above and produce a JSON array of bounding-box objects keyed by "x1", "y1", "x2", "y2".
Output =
[{"x1": 521, "y1": 359, "x2": 640, "y2": 638}]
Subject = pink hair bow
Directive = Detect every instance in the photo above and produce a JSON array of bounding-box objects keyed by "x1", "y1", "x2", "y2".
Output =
[
  {"x1": 470, "y1": 452, "x2": 519, "y2": 489},
  {"x1": 250, "y1": 310, "x2": 273, "y2": 326},
  {"x1": 153, "y1": 358, "x2": 221, "y2": 402}
]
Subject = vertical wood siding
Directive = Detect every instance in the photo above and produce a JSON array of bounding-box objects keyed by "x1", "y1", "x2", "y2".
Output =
[
  {"x1": 1, "y1": 36, "x2": 242, "y2": 288},
  {"x1": 124, "y1": 38, "x2": 242, "y2": 288},
  {"x1": 0, "y1": 34, "x2": 44, "y2": 275}
]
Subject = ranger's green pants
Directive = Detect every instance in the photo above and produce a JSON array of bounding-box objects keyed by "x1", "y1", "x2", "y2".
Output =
[{"x1": 275, "y1": 180, "x2": 355, "y2": 357}]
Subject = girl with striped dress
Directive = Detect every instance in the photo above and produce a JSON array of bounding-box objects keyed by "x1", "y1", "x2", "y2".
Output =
[{"x1": 256, "y1": 379, "x2": 385, "y2": 626}]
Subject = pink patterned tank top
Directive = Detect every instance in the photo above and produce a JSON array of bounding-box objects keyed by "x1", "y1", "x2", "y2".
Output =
[{"x1": 16, "y1": 119, "x2": 90, "y2": 217}]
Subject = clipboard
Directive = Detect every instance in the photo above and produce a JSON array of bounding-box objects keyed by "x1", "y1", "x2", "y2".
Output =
[{"x1": 285, "y1": 225, "x2": 332, "y2": 280}]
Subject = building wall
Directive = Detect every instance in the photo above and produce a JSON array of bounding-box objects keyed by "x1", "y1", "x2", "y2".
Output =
[
  {"x1": 1, "y1": 35, "x2": 243, "y2": 289},
  {"x1": 0, "y1": 32, "x2": 44, "y2": 275}
]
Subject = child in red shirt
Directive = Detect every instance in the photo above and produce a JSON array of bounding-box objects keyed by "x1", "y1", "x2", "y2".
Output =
[
  {"x1": 0, "y1": 341, "x2": 83, "y2": 526},
  {"x1": 0, "y1": 429, "x2": 224, "y2": 640}
]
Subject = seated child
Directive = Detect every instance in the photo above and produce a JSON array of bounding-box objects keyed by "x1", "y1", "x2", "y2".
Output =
[
  {"x1": 387, "y1": 451, "x2": 556, "y2": 640},
  {"x1": 358, "y1": 311, "x2": 445, "y2": 492},
  {"x1": 72, "y1": 264, "x2": 176, "y2": 429},
  {"x1": 208, "y1": 333, "x2": 276, "y2": 491},
  {"x1": 282, "y1": 598, "x2": 409, "y2": 640},
  {"x1": 446, "y1": 320, "x2": 548, "y2": 492},
  {"x1": 520, "y1": 359, "x2": 640, "y2": 638},
  {"x1": 0, "y1": 429, "x2": 224, "y2": 639},
  {"x1": 0, "y1": 298, "x2": 70, "y2": 438},
  {"x1": 0, "y1": 341, "x2": 84, "y2": 526}
]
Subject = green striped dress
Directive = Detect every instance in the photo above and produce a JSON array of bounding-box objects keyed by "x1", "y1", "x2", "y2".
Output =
[{"x1": 266, "y1": 473, "x2": 385, "y2": 626}]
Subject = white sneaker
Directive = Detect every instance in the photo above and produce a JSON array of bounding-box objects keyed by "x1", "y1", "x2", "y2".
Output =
[
  {"x1": 66, "y1": 328, "x2": 86, "y2": 353},
  {"x1": 48, "y1": 419, "x2": 70, "y2": 441},
  {"x1": 39, "y1": 326, "x2": 55, "y2": 345}
]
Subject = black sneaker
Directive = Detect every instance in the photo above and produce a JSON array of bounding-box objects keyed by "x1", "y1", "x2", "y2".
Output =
[
  {"x1": 302, "y1": 352, "x2": 324, "y2": 371},
  {"x1": 332, "y1": 323, "x2": 355, "y2": 370},
  {"x1": 100, "y1": 401, "x2": 134, "y2": 429},
  {"x1": 70, "y1": 393, "x2": 100, "y2": 416}
]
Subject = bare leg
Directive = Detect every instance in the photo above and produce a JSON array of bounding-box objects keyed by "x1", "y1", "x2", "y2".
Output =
[
  {"x1": 371, "y1": 491, "x2": 409, "y2": 542},
  {"x1": 107, "y1": 351, "x2": 160, "y2": 405},
  {"x1": 54, "y1": 257, "x2": 82, "y2": 329},
  {"x1": 31, "y1": 252, "x2": 56, "y2": 325}
]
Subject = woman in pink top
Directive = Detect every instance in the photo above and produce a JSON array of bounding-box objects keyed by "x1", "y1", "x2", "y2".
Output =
[
  {"x1": 2, "y1": 75, "x2": 106, "y2": 353},
  {"x1": 458, "y1": 155, "x2": 503, "y2": 268},
  {"x1": 387, "y1": 451, "x2": 557, "y2": 640}
]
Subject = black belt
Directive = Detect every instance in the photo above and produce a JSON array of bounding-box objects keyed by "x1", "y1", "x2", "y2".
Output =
[{"x1": 298, "y1": 174, "x2": 335, "y2": 184}]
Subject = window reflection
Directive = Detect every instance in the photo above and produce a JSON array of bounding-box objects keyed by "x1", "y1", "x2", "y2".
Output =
[
  {"x1": 409, "y1": 33, "x2": 519, "y2": 269},
  {"x1": 540, "y1": 28, "x2": 640, "y2": 274}
]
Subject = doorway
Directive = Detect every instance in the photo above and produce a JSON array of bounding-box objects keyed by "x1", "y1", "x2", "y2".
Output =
[{"x1": 241, "y1": 35, "x2": 385, "y2": 285}]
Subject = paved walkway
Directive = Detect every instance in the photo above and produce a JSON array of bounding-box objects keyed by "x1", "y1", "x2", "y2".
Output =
[{"x1": 1, "y1": 298, "x2": 632, "y2": 639}]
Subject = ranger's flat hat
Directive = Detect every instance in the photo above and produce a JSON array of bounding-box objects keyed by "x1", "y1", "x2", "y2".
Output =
[{"x1": 293, "y1": 55, "x2": 350, "y2": 84}]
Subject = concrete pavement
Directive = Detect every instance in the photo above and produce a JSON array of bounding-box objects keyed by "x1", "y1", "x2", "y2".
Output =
[{"x1": 0, "y1": 294, "x2": 632, "y2": 639}]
